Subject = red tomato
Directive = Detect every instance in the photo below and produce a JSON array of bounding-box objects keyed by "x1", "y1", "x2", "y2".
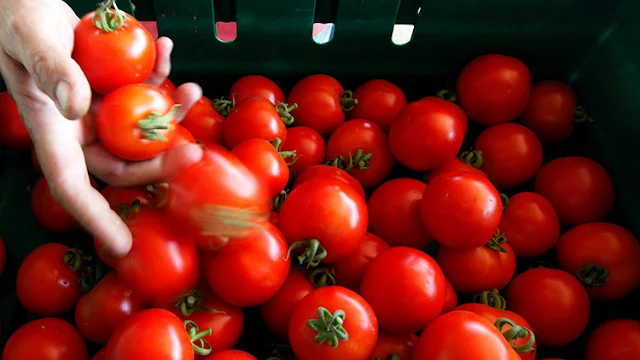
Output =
[
  {"x1": 423, "y1": 157, "x2": 487, "y2": 183},
  {"x1": 0, "y1": 236, "x2": 5, "y2": 277},
  {"x1": 92, "y1": 349, "x2": 106, "y2": 360},
  {"x1": 499, "y1": 192, "x2": 560, "y2": 258},
  {"x1": 556, "y1": 222, "x2": 640, "y2": 300},
  {"x1": 2, "y1": 318, "x2": 88, "y2": 360},
  {"x1": 293, "y1": 164, "x2": 366, "y2": 199},
  {"x1": 288, "y1": 286, "x2": 378, "y2": 360},
  {"x1": 349, "y1": 79, "x2": 407, "y2": 132},
  {"x1": 368, "y1": 331, "x2": 418, "y2": 360},
  {"x1": 0, "y1": 91, "x2": 31, "y2": 150},
  {"x1": 202, "y1": 222, "x2": 290, "y2": 307},
  {"x1": 472, "y1": 123, "x2": 544, "y2": 189},
  {"x1": 326, "y1": 119, "x2": 394, "y2": 188},
  {"x1": 260, "y1": 267, "x2": 315, "y2": 339},
  {"x1": 586, "y1": 319, "x2": 640, "y2": 360},
  {"x1": 367, "y1": 178, "x2": 432, "y2": 248},
  {"x1": 288, "y1": 74, "x2": 349, "y2": 135},
  {"x1": 523, "y1": 81, "x2": 577, "y2": 143},
  {"x1": 333, "y1": 232, "x2": 390, "y2": 291},
  {"x1": 507, "y1": 268, "x2": 590, "y2": 347},
  {"x1": 171, "y1": 124, "x2": 196, "y2": 147},
  {"x1": 388, "y1": 97, "x2": 466, "y2": 171},
  {"x1": 229, "y1": 75, "x2": 285, "y2": 105},
  {"x1": 223, "y1": 97, "x2": 287, "y2": 148},
  {"x1": 100, "y1": 185, "x2": 149, "y2": 212},
  {"x1": 360, "y1": 246, "x2": 446, "y2": 334},
  {"x1": 279, "y1": 177, "x2": 368, "y2": 265},
  {"x1": 158, "y1": 78, "x2": 176, "y2": 97},
  {"x1": 31, "y1": 145, "x2": 42, "y2": 173},
  {"x1": 73, "y1": 3, "x2": 156, "y2": 95},
  {"x1": 205, "y1": 350, "x2": 257, "y2": 360},
  {"x1": 420, "y1": 172, "x2": 502, "y2": 249},
  {"x1": 456, "y1": 54, "x2": 531, "y2": 126},
  {"x1": 281, "y1": 126, "x2": 327, "y2": 178},
  {"x1": 32, "y1": 175, "x2": 98, "y2": 232},
  {"x1": 441, "y1": 278, "x2": 458, "y2": 314},
  {"x1": 180, "y1": 97, "x2": 225, "y2": 144},
  {"x1": 534, "y1": 156, "x2": 615, "y2": 225},
  {"x1": 232, "y1": 138, "x2": 290, "y2": 199},
  {"x1": 75, "y1": 271, "x2": 151, "y2": 344}
]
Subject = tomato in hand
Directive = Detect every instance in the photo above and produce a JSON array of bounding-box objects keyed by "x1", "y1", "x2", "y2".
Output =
[
  {"x1": 158, "y1": 78, "x2": 176, "y2": 97},
  {"x1": 423, "y1": 157, "x2": 487, "y2": 183},
  {"x1": 369, "y1": 331, "x2": 418, "y2": 360},
  {"x1": 456, "y1": 54, "x2": 531, "y2": 126},
  {"x1": 388, "y1": 97, "x2": 466, "y2": 171},
  {"x1": 534, "y1": 156, "x2": 615, "y2": 225},
  {"x1": 349, "y1": 79, "x2": 407, "y2": 132},
  {"x1": 523, "y1": 81, "x2": 577, "y2": 143},
  {"x1": 292, "y1": 164, "x2": 366, "y2": 199},
  {"x1": 333, "y1": 232, "x2": 390, "y2": 291},
  {"x1": 223, "y1": 97, "x2": 288, "y2": 148},
  {"x1": 179, "y1": 97, "x2": 225, "y2": 144},
  {"x1": 229, "y1": 75, "x2": 285, "y2": 105},
  {"x1": 205, "y1": 350, "x2": 257, "y2": 360},
  {"x1": 100, "y1": 185, "x2": 149, "y2": 212},
  {"x1": 288, "y1": 286, "x2": 378, "y2": 360},
  {"x1": 2, "y1": 318, "x2": 88, "y2": 360},
  {"x1": 281, "y1": 126, "x2": 327, "y2": 179},
  {"x1": 441, "y1": 278, "x2": 459, "y2": 314},
  {"x1": 232, "y1": 138, "x2": 291, "y2": 199},
  {"x1": 0, "y1": 91, "x2": 31, "y2": 150},
  {"x1": 586, "y1": 319, "x2": 640, "y2": 360},
  {"x1": 32, "y1": 175, "x2": 98, "y2": 232},
  {"x1": 171, "y1": 124, "x2": 197, "y2": 147},
  {"x1": 0, "y1": 237, "x2": 5, "y2": 277}
]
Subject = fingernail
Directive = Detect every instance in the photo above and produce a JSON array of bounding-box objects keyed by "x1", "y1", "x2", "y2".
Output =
[{"x1": 55, "y1": 81, "x2": 70, "y2": 116}]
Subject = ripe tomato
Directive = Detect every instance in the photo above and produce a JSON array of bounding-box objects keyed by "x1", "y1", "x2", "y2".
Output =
[
  {"x1": 586, "y1": 319, "x2": 640, "y2": 360},
  {"x1": 534, "y1": 156, "x2": 615, "y2": 225},
  {"x1": 0, "y1": 91, "x2": 31, "y2": 149},
  {"x1": 368, "y1": 331, "x2": 418, "y2": 360},
  {"x1": 232, "y1": 138, "x2": 290, "y2": 199},
  {"x1": 2, "y1": 318, "x2": 88, "y2": 360},
  {"x1": 471, "y1": 123, "x2": 544, "y2": 189},
  {"x1": 507, "y1": 268, "x2": 590, "y2": 347},
  {"x1": 360, "y1": 246, "x2": 446, "y2": 334},
  {"x1": 423, "y1": 157, "x2": 487, "y2": 183},
  {"x1": 73, "y1": 2, "x2": 156, "y2": 95},
  {"x1": 388, "y1": 97, "x2": 466, "y2": 171},
  {"x1": 32, "y1": 175, "x2": 98, "y2": 232},
  {"x1": 421, "y1": 172, "x2": 502, "y2": 249},
  {"x1": 456, "y1": 54, "x2": 531, "y2": 126},
  {"x1": 333, "y1": 232, "x2": 390, "y2": 291},
  {"x1": 204, "y1": 350, "x2": 257, "y2": 360},
  {"x1": 367, "y1": 178, "x2": 431, "y2": 248},
  {"x1": 292, "y1": 164, "x2": 366, "y2": 199},
  {"x1": 523, "y1": 81, "x2": 577, "y2": 143},
  {"x1": 100, "y1": 185, "x2": 149, "y2": 212},
  {"x1": 349, "y1": 79, "x2": 407, "y2": 132},
  {"x1": 499, "y1": 192, "x2": 560, "y2": 258},
  {"x1": 0, "y1": 236, "x2": 5, "y2": 277},
  {"x1": 441, "y1": 278, "x2": 459, "y2": 314},
  {"x1": 180, "y1": 97, "x2": 225, "y2": 144},
  {"x1": 75, "y1": 271, "x2": 151, "y2": 344},
  {"x1": 171, "y1": 124, "x2": 197, "y2": 147},
  {"x1": 93, "y1": 349, "x2": 106, "y2": 360},
  {"x1": 281, "y1": 126, "x2": 327, "y2": 178},
  {"x1": 229, "y1": 75, "x2": 285, "y2": 105},
  {"x1": 223, "y1": 97, "x2": 288, "y2": 148},
  {"x1": 158, "y1": 78, "x2": 176, "y2": 97},
  {"x1": 279, "y1": 177, "x2": 368, "y2": 265},
  {"x1": 202, "y1": 221, "x2": 290, "y2": 307},
  {"x1": 326, "y1": 119, "x2": 394, "y2": 188},
  {"x1": 289, "y1": 286, "x2": 378, "y2": 360},
  {"x1": 556, "y1": 222, "x2": 640, "y2": 300}
]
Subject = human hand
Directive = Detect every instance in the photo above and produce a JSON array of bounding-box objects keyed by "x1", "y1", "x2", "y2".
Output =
[{"x1": 0, "y1": 0, "x2": 204, "y2": 257}]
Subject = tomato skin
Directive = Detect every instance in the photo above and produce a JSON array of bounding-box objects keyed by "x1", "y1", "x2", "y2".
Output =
[
  {"x1": 0, "y1": 237, "x2": 5, "y2": 277},
  {"x1": 288, "y1": 74, "x2": 347, "y2": 136},
  {"x1": 158, "y1": 78, "x2": 176, "y2": 97},
  {"x1": 441, "y1": 278, "x2": 458, "y2": 314},
  {"x1": 534, "y1": 156, "x2": 615, "y2": 225},
  {"x1": 367, "y1": 178, "x2": 432, "y2": 248},
  {"x1": 180, "y1": 97, "x2": 225, "y2": 144},
  {"x1": 293, "y1": 164, "x2": 366, "y2": 199},
  {"x1": 523, "y1": 81, "x2": 577, "y2": 143},
  {"x1": 420, "y1": 172, "x2": 502, "y2": 249},
  {"x1": 388, "y1": 97, "x2": 466, "y2": 171},
  {"x1": 288, "y1": 286, "x2": 378, "y2": 360},
  {"x1": 229, "y1": 75, "x2": 285, "y2": 105},
  {"x1": 204, "y1": 350, "x2": 257, "y2": 360},
  {"x1": 456, "y1": 54, "x2": 531, "y2": 126},
  {"x1": 223, "y1": 97, "x2": 287, "y2": 149},
  {"x1": 368, "y1": 332, "x2": 418, "y2": 360},
  {"x1": 360, "y1": 246, "x2": 446, "y2": 334},
  {"x1": 333, "y1": 232, "x2": 390, "y2": 291},
  {"x1": 499, "y1": 192, "x2": 560, "y2": 258},
  {"x1": 32, "y1": 176, "x2": 98, "y2": 232},
  {"x1": 423, "y1": 157, "x2": 487, "y2": 183},
  {"x1": 92, "y1": 349, "x2": 106, "y2": 360},
  {"x1": 73, "y1": 12, "x2": 156, "y2": 95},
  {"x1": 171, "y1": 124, "x2": 197, "y2": 147},
  {"x1": 281, "y1": 126, "x2": 327, "y2": 179},
  {"x1": 2, "y1": 318, "x2": 88, "y2": 360},
  {"x1": 100, "y1": 185, "x2": 149, "y2": 212},
  {"x1": 586, "y1": 319, "x2": 640, "y2": 360},
  {"x1": 473, "y1": 123, "x2": 544, "y2": 189},
  {"x1": 506, "y1": 268, "x2": 590, "y2": 347},
  {"x1": 232, "y1": 138, "x2": 290, "y2": 199},
  {"x1": 350, "y1": 79, "x2": 407, "y2": 133},
  {"x1": 0, "y1": 91, "x2": 31, "y2": 150},
  {"x1": 556, "y1": 222, "x2": 640, "y2": 300}
]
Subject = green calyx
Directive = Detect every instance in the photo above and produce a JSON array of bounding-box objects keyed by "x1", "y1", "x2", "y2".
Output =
[
  {"x1": 473, "y1": 289, "x2": 507, "y2": 310},
  {"x1": 275, "y1": 102, "x2": 298, "y2": 126},
  {"x1": 494, "y1": 318, "x2": 536, "y2": 355},
  {"x1": 340, "y1": 91, "x2": 358, "y2": 112},
  {"x1": 309, "y1": 267, "x2": 337, "y2": 289},
  {"x1": 327, "y1": 149, "x2": 373, "y2": 171},
  {"x1": 376, "y1": 355, "x2": 404, "y2": 360},
  {"x1": 574, "y1": 105, "x2": 596, "y2": 124},
  {"x1": 499, "y1": 193, "x2": 510, "y2": 209},
  {"x1": 286, "y1": 239, "x2": 327, "y2": 268},
  {"x1": 436, "y1": 88, "x2": 458, "y2": 103},
  {"x1": 307, "y1": 307, "x2": 349, "y2": 347},
  {"x1": 80, "y1": 260, "x2": 107, "y2": 293},
  {"x1": 272, "y1": 190, "x2": 289, "y2": 212},
  {"x1": 138, "y1": 105, "x2": 180, "y2": 141},
  {"x1": 213, "y1": 98, "x2": 234, "y2": 116},
  {"x1": 93, "y1": 0, "x2": 126, "y2": 32},
  {"x1": 117, "y1": 199, "x2": 143, "y2": 222},
  {"x1": 271, "y1": 138, "x2": 298, "y2": 165},
  {"x1": 174, "y1": 289, "x2": 225, "y2": 317},
  {"x1": 459, "y1": 149, "x2": 483, "y2": 168},
  {"x1": 64, "y1": 248, "x2": 92, "y2": 273},
  {"x1": 577, "y1": 264, "x2": 609, "y2": 288},
  {"x1": 184, "y1": 320, "x2": 213, "y2": 356},
  {"x1": 485, "y1": 229, "x2": 508, "y2": 253}
]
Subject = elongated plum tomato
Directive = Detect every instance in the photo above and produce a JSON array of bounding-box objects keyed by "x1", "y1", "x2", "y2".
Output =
[
  {"x1": 388, "y1": 97, "x2": 466, "y2": 171},
  {"x1": 0, "y1": 91, "x2": 31, "y2": 150},
  {"x1": 523, "y1": 80, "x2": 577, "y2": 143},
  {"x1": 556, "y1": 222, "x2": 640, "y2": 300},
  {"x1": 586, "y1": 319, "x2": 640, "y2": 360},
  {"x1": 229, "y1": 75, "x2": 285, "y2": 105},
  {"x1": 349, "y1": 79, "x2": 407, "y2": 132},
  {"x1": 424, "y1": 157, "x2": 487, "y2": 183},
  {"x1": 456, "y1": 54, "x2": 531, "y2": 126},
  {"x1": 279, "y1": 177, "x2": 368, "y2": 266},
  {"x1": 73, "y1": 1, "x2": 156, "y2": 95},
  {"x1": 205, "y1": 350, "x2": 257, "y2": 360},
  {"x1": 232, "y1": 138, "x2": 291, "y2": 199},
  {"x1": 180, "y1": 97, "x2": 225, "y2": 144},
  {"x1": 333, "y1": 232, "x2": 390, "y2": 291},
  {"x1": 281, "y1": 126, "x2": 327, "y2": 179},
  {"x1": 2, "y1": 318, "x2": 88, "y2": 360},
  {"x1": 96, "y1": 84, "x2": 177, "y2": 161},
  {"x1": 223, "y1": 97, "x2": 288, "y2": 149},
  {"x1": 288, "y1": 286, "x2": 378, "y2": 360},
  {"x1": 369, "y1": 331, "x2": 418, "y2": 360},
  {"x1": 32, "y1": 175, "x2": 98, "y2": 232},
  {"x1": 293, "y1": 164, "x2": 366, "y2": 199}
]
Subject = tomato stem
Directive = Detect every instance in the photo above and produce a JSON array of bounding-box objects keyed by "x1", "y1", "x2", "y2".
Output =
[
  {"x1": 494, "y1": 318, "x2": 536, "y2": 355},
  {"x1": 272, "y1": 190, "x2": 289, "y2": 212},
  {"x1": 307, "y1": 307, "x2": 349, "y2": 347},
  {"x1": 286, "y1": 239, "x2": 327, "y2": 268},
  {"x1": 485, "y1": 229, "x2": 508, "y2": 253},
  {"x1": 92, "y1": 0, "x2": 126, "y2": 32},
  {"x1": 499, "y1": 193, "x2": 510, "y2": 209},
  {"x1": 473, "y1": 289, "x2": 507, "y2": 310},
  {"x1": 275, "y1": 102, "x2": 298, "y2": 126},
  {"x1": 138, "y1": 105, "x2": 180, "y2": 141},
  {"x1": 376, "y1": 355, "x2": 404, "y2": 360},
  {"x1": 339, "y1": 91, "x2": 358, "y2": 112},
  {"x1": 436, "y1": 88, "x2": 458, "y2": 103},
  {"x1": 309, "y1": 268, "x2": 337, "y2": 288},
  {"x1": 145, "y1": 182, "x2": 169, "y2": 209},
  {"x1": 459, "y1": 149, "x2": 483, "y2": 169},
  {"x1": 327, "y1": 149, "x2": 373, "y2": 172},
  {"x1": 271, "y1": 138, "x2": 298, "y2": 165},
  {"x1": 64, "y1": 248, "x2": 92, "y2": 273},
  {"x1": 79, "y1": 260, "x2": 107, "y2": 293},
  {"x1": 213, "y1": 98, "x2": 234, "y2": 116},
  {"x1": 184, "y1": 320, "x2": 213, "y2": 356},
  {"x1": 577, "y1": 264, "x2": 609, "y2": 288},
  {"x1": 174, "y1": 289, "x2": 225, "y2": 317},
  {"x1": 574, "y1": 105, "x2": 596, "y2": 124},
  {"x1": 117, "y1": 199, "x2": 143, "y2": 222}
]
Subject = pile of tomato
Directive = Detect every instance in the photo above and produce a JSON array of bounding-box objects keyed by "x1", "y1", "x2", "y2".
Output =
[{"x1": 0, "y1": 1, "x2": 639, "y2": 360}]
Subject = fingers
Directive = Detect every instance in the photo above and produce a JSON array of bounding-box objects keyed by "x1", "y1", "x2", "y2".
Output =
[
  {"x1": 173, "y1": 82, "x2": 203, "y2": 121},
  {"x1": 145, "y1": 37, "x2": 174, "y2": 87}
]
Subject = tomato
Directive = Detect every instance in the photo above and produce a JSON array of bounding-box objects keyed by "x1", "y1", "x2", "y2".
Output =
[
  {"x1": 180, "y1": 97, "x2": 225, "y2": 144},
  {"x1": 171, "y1": 125, "x2": 197, "y2": 147},
  {"x1": 360, "y1": 246, "x2": 446, "y2": 334},
  {"x1": 368, "y1": 332, "x2": 418, "y2": 360},
  {"x1": 523, "y1": 81, "x2": 577, "y2": 143},
  {"x1": 421, "y1": 172, "x2": 502, "y2": 249},
  {"x1": 281, "y1": 126, "x2": 327, "y2": 178},
  {"x1": 75, "y1": 271, "x2": 151, "y2": 344},
  {"x1": 204, "y1": 350, "x2": 257, "y2": 360},
  {"x1": 471, "y1": 123, "x2": 544, "y2": 189},
  {"x1": 279, "y1": 177, "x2": 368, "y2": 265},
  {"x1": 499, "y1": 192, "x2": 560, "y2": 258},
  {"x1": 260, "y1": 267, "x2": 315, "y2": 339},
  {"x1": 349, "y1": 79, "x2": 407, "y2": 132},
  {"x1": 93, "y1": 349, "x2": 106, "y2": 360},
  {"x1": 158, "y1": 78, "x2": 176, "y2": 97},
  {"x1": 441, "y1": 278, "x2": 459, "y2": 314},
  {"x1": 289, "y1": 286, "x2": 378, "y2": 360},
  {"x1": 202, "y1": 221, "x2": 290, "y2": 307},
  {"x1": 223, "y1": 97, "x2": 288, "y2": 148},
  {"x1": 506, "y1": 268, "x2": 590, "y2": 347},
  {"x1": 413, "y1": 310, "x2": 520, "y2": 360},
  {"x1": 456, "y1": 54, "x2": 531, "y2": 126},
  {"x1": 326, "y1": 119, "x2": 394, "y2": 188},
  {"x1": 367, "y1": 178, "x2": 431, "y2": 248},
  {"x1": 73, "y1": 2, "x2": 156, "y2": 95},
  {"x1": 32, "y1": 175, "x2": 98, "y2": 232},
  {"x1": 0, "y1": 91, "x2": 31, "y2": 150},
  {"x1": 423, "y1": 157, "x2": 487, "y2": 183},
  {"x1": 2, "y1": 318, "x2": 88, "y2": 360},
  {"x1": 388, "y1": 97, "x2": 466, "y2": 171},
  {"x1": 556, "y1": 222, "x2": 640, "y2": 300},
  {"x1": 232, "y1": 138, "x2": 290, "y2": 199},
  {"x1": 0, "y1": 236, "x2": 5, "y2": 277},
  {"x1": 293, "y1": 164, "x2": 366, "y2": 199},
  {"x1": 229, "y1": 75, "x2": 285, "y2": 105},
  {"x1": 333, "y1": 232, "x2": 390, "y2": 291},
  {"x1": 586, "y1": 319, "x2": 640, "y2": 360},
  {"x1": 100, "y1": 185, "x2": 149, "y2": 212},
  {"x1": 534, "y1": 156, "x2": 615, "y2": 225}
]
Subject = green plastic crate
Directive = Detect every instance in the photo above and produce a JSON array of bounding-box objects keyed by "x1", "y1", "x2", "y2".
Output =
[{"x1": 1, "y1": 0, "x2": 640, "y2": 358}]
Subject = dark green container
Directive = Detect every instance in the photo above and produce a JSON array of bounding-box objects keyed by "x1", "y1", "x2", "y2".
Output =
[{"x1": 1, "y1": 0, "x2": 639, "y2": 358}]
